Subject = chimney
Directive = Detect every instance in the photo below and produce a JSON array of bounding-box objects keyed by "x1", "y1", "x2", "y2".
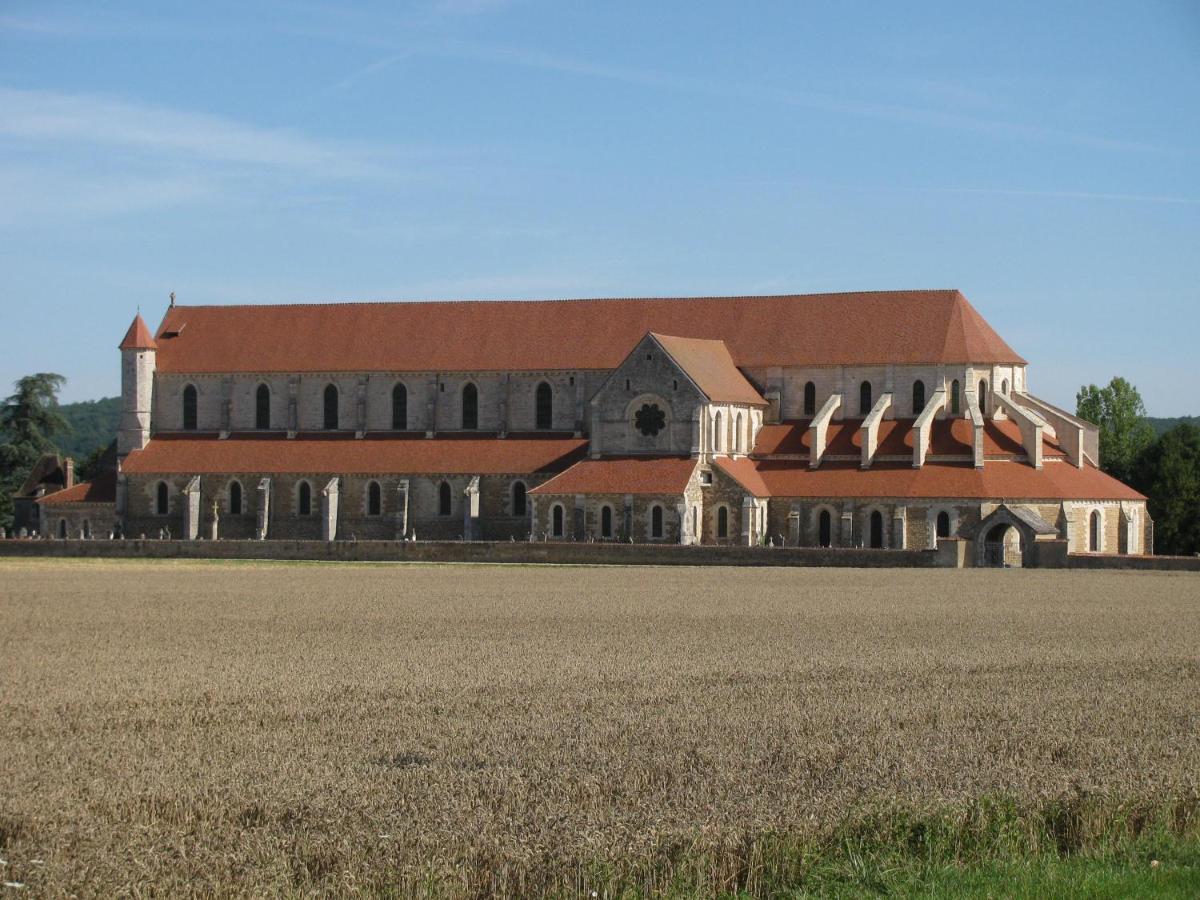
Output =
[{"x1": 64, "y1": 457, "x2": 75, "y2": 490}]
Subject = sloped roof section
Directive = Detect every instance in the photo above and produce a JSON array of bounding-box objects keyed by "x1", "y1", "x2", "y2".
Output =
[
  {"x1": 119, "y1": 314, "x2": 158, "y2": 351},
  {"x1": 121, "y1": 434, "x2": 587, "y2": 476},
  {"x1": 38, "y1": 470, "x2": 118, "y2": 506},
  {"x1": 652, "y1": 334, "x2": 766, "y2": 405},
  {"x1": 752, "y1": 419, "x2": 1066, "y2": 460},
  {"x1": 712, "y1": 456, "x2": 771, "y2": 497},
  {"x1": 150, "y1": 290, "x2": 1025, "y2": 374},
  {"x1": 529, "y1": 456, "x2": 698, "y2": 495}
]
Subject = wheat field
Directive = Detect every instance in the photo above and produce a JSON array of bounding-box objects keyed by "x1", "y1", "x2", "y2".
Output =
[{"x1": 1, "y1": 559, "x2": 1198, "y2": 897}]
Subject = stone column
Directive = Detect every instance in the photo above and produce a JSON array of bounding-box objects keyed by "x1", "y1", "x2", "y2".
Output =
[
  {"x1": 321, "y1": 477, "x2": 340, "y2": 541},
  {"x1": 841, "y1": 504, "x2": 855, "y2": 547},
  {"x1": 395, "y1": 479, "x2": 410, "y2": 540},
  {"x1": 256, "y1": 478, "x2": 272, "y2": 540},
  {"x1": 180, "y1": 476, "x2": 202, "y2": 541},
  {"x1": 787, "y1": 508, "x2": 801, "y2": 546},
  {"x1": 208, "y1": 501, "x2": 220, "y2": 541},
  {"x1": 463, "y1": 476, "x2": 481, "y2": 541},
  {"x1": 892, "y1": 505, "x2": 907, "y2": 550},
  {"x1": 622, "y1": 494, "x2": 633, "y2": 541}
]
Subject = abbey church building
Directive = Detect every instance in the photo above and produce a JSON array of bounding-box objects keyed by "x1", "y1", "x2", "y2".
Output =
[{"x1": 40, "y1": 290, "x2": 1150, "y2": 565}]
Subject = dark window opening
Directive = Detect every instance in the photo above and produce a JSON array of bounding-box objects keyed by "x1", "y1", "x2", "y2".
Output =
[
  {"x1": 552, "y1": 504, "x2": 564, "y2": 537},
  {"x1": 368, "y1": 482, "x2": 382, "y2": 516},
  {"x1": 392, "y1": 384, "x2": 407, "y2": 430},
  {"x1": 651, "y1": 505, "x2": 664, "y2": 538},
  {"x1": 859, "y1": 381, "x2": 873, "y2": 416},
  {"x1": 461, "y1": 384, "x2": 478, "y2": 430},
  {"x1": 58, "y1": 519, "x2": 67, "y2": 539},
  {"x1": 936, "y1": 511, "x2": 951, "y2": 538},
  {"x1": 439, "y1": 481, "x2": 452, "y2": 516},
  {"x1": 803, "y1": 381, "x2": 816, "y2": 417},
  {"x1": 950, "y1": 379, "x2": 961, "y2": 416},
  {"x1": 818, "y1": 509, "x2": 832, "y2": 547},
  {"x1": 156, "y1": 481, "x2": 169, "y2": 515},
  {"x1": 323, "y1": 385, "x2": 339, "y2": 430},
  {"x1": 512, "y1": 481, "x2": 527, "y2": 517},
  {"x1": 635, "y1": 403, "x2": 666, "y2": 437},
  {"x1": 1089, "y1": 510, "x2": 1101, "y2": 552},
  {"x1": 182, "y1": 385, "x2": 198, "y2": 431},
  {"x1": 535, "y1": 382, "x2": 553, "y2": 430},
  {"x1": 256, "y1": 384, "x2": 271, "y2": 429},
  {"x1": 601, "y1": 505, "x2": 613, "y2": 538},
  {"x1": 717, "y1": 506, "x2": 728, "y2": 539},
  {"x1": 230, "y1": 481, "x2": 242, "y2": 516},
  {"x1": 298, "y1": 482, "x2": 312, "y2": 516},
  {"x1": 912, "y1": 380, "x2": 926, "y2": 415},
  {"x1": 869, "y1": 510, "x2": 884, "y2": 549},
  {"x1": 979, "y1": 379, "x2": 989, "y2": 416}
]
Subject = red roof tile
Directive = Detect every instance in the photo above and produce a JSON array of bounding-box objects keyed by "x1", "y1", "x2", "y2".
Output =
[
  {"x1": 712, "y1": 456, "x2": 770, "y2": 497},
  {"x1": 652, "y1": 334, "x2": 766, "y2": 405},
  {"x1": 752, "y1": 419, "x2": 1065, "y2": 460},
  {"x1": 38, "y1": 470, "x2": 118, "y2": 505},
  {"x1": 749, "y1": 458, "x2": 1144, "y2": 501},
  {"x1": 119, "y1": 314, "x2": 158, "y2": 351},
  {"x1": 151, "y1": 290, "x2": 1024, "y2": 374},
  {"x1": 120, "y1": 433, "x2": 587, "y2": 476},
  {"x1": 529, "y1": 456, "x2": 698, "y2": 495}
]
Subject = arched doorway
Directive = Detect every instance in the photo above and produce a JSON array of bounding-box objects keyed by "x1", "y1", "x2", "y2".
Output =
[
  {"x1": 869, "y1": 510, "x2": 884, "y2": 549},
  {"x1": 983, "y1": 523, "x2": 1023, "y2": 567},
  {"x1": 818, "y1": 509, "x2": 832, "y2": 547}
]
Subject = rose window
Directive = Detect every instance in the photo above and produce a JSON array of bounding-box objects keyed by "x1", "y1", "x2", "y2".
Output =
[{"x1": 635, "y1": 403, "x2": 666, "y2": 437}]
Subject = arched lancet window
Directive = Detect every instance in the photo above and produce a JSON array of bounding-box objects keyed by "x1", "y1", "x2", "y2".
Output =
[
  {"x1": 323, "y1": 384, "x2": 339, "y2": 430},
  {"x1": 461, "y1": 383, "x2": 478, "y2": 430},
  {"x1": 298, "y1": 481, "x2": 312, "y2": 517},
  {"x1": 229, "y1": 480, "x2": 243, "y2": 516},
  {"x1": 392, "y1": 384, "x2": 407, "y2": 430},
  {"x1": 512, "y1": 481, "x2": 527, "y2": 517},
  {"x1": 1001, "y1": 378, "x2": 1010, "y2": 395},
  {"x1": 950, "y1": 379, "x2": 961, "y2": 416},
  {"x1": 535, "y1": 382, "x2": 553, "y2": 430},
  {"x1": 601, "y1": 505, "x2": 613, "y2": 538},
  {"x1": 82, "y1": 519, "x2": 91, "y2": 540},
  {"x1": 803, "y1": 381, "x2": 816, "y2": 417},
  {"x1": 367, "y1": 481, "x2": 382, "y2": 516},
  {"x1": 58, "y1": 519, "x2": 67, "y2": 539},
  {"x1": 438, "y1": 481, "x2": 452, "y2": 516},
  {"x1": 651, "y1": 505, "x2": 664, "y2": 539},
  {"x1": 869, "y1": 510, "x2": 884, "y2": 549},
  {"x1": 256, "y1": 384, "x2": 271, "y2": 430},
  {"x1": 1089, "y1": 510, "x2": 1101, "y2": 552},
  {"x1": 733, "y1": 413, "x2": 743, "y2": 454},
  {"x1": 818, "y1": 509, "x2": 832, "y2": 547},
  {"x1": 912, "y1": 380, "x2": 926, "y2": 415},
  {"x1": 936, "y1": 510, "x2": 951, "y2": 538},
  {"x1": 717, "y1": 506, "x2": 729, "y2": 540},
  {"x1": 551, "y1": 504, "x2": 564, "y2": 537},
  {"x1": 978, "y1": 379, "x2": 989, "y2": 416},
  {"x1": 712, "y1": 411, "x2": 724, "y2": 453},
  {"x1": 859, "y1": 381, "x2": 873, "y2": 416},
  {"x1": 182, "y1": 385, "x2": 198, "y2": 431},
  {"x1": 156, "y1": 481, "x2": 169, "y2": 516}
]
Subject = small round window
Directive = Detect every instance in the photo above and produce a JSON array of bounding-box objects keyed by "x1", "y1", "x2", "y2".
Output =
[{"x1": 635, "y1": 403, "x2": 666, "y2": 437}]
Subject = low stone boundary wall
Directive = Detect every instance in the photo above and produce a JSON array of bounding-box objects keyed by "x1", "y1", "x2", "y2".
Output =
[
  {"x1": 0, "y1": 539, "x2": 943, "y2": 568},
  {"x1": 1067, "y1": 552, "x2": 1200, "y2": 572}
]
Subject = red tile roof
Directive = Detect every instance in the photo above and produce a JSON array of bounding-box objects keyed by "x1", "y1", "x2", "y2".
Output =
[
  {"x1": 752, "y1": 419, "x2": 1066, "y2": 460},
  {"x1": 529, "y1": 456, "x2": 698, "y2": 495},
  {"x1": 749, "y1": 458, "x2": 1144, "y2": 501},
  {"x1": 652, "y1": 334, "x2": 766, "y2": 405},
  {"x1": 119, "y1": 314, "x2": 158, "y2": 351},
  {"x1": 38, "y1": 470, "x2": 118, "y2": 505},
  {"x1": 120, "y1": 433, "x2": 587, "y2": 476},
  {"x1": 151, "y1": 290, "x2": 1024, "y2": 374},
  {"x1": 712, "y1": 456, "x2": 770, "y2": 497}
]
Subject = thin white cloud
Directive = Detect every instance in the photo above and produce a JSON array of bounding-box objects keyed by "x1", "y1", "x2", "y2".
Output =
[{"x1": 0, "y1": 87, "x2": 386, "y2": 176}]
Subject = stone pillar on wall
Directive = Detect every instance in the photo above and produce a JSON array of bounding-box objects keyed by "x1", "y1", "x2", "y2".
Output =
[
  {"x1": 676, "y1": 500, "x2": 690, "y2": 545},
  {"x1": 841, "y1": 504, "x2": 855, "y2": 547},
  {"x1": 256, "y1": 478, "x2": 272, "y2": 540},
  {"x1": 355, "y1": 376, "x2": 368, "y2": 438},
  {"x1": 622, "y1": 494, "x2": 633, "y2": 541},
  {"x1": 573, "y1": 494, "x2": 585, "y2": 542},
  {"x1": 892, "y1": 505, "x2": 907, "y2": 550},
  {"x1": 589, "y1": 398, "x2": 602, "y2": 458},
  {"x1": 321, "y1": 477, "x2": 340, "y2": 541},
  {"x1": 690, "y1": 409, "x2": 702, "y2": 456},
  {"x1": 395, "y1": 479, "x2": 410, "y2": 540},
  {"x1": 463, "y1": 476, "x2": 481, "y2": 541},
  {"x1": 741, "y1": 496, "x2": 757, "y2": 546},
  {"x1": 208, "y1": 501, "x2": 220, "y2": 541},
  {"x1": 574, "y1": 376, "x2": 585, "y2": 437},
  {"x1": 182, "y1": 476, "x2": 202, "y2": 541},
  {"x1": 426, "y1": 376, "x2": 438, "y2": 438},
  {"x1": 220, "y1": 376, "x2": 233, "y2": 437},
  {"x1": 788, "y1": 508, "x2": 801, "y2": 546},
  {"x1": 287, "y1": 377, "x2": 299, "y2": 437},
  {"x1": 499, "y1": 374, "x2": 510, "y2": 438}
]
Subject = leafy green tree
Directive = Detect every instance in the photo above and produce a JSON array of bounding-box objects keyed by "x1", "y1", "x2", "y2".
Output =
[
  {"x1": 0, "y1": 373, "x2": 68, "y2": 529},
  {"x1": 1076, "y1": 377, "x2": 1155, "y2": 483},
  {"x1": 1133, "y1": 424, "x2": 1200, "y2": 556}
]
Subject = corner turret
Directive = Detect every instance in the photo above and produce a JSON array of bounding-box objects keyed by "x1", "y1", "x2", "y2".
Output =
[{"x1": 118, "y1": 313, "x2": 157, "y2": 457}]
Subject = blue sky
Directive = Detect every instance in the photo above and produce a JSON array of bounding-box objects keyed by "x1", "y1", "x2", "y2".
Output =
[{"x1": 1, "y1": 1, "x2": 1197, "y2": 413}]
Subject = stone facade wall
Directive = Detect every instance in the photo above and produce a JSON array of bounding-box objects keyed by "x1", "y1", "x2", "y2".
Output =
[{"x1": 532, "y1": 492, "x2": 687, "y2": 543}]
